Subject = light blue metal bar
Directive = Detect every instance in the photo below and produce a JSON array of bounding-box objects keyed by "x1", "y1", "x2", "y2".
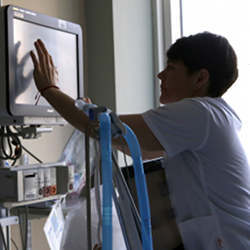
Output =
[
  {"x1": 122, "y1": 124, "x2": 153, "y2": 250},
  {"x1": 99, "y1": 113, "x2": 113, "y2": 250}
]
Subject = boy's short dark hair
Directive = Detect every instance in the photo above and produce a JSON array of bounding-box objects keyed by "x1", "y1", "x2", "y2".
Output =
[{"x1": 167, "y1": 32, "x2": 238, "y2": 97}]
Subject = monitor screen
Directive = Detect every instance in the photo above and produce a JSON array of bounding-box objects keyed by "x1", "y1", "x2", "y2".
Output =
[
  {"x1": 13, "y1": 18, "x2": 78, "y2": 106},
  {"x1": 0, "y1": 5, "x2": 84, "y2": 124}
]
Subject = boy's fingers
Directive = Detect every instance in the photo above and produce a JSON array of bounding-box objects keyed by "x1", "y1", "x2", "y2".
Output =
[
  {"x1": 36, "y1": 39, "x2": 52, "y2": 71},
  {"x1": 37, "y1": 39, "x2": 48, "y2": 55},
  {"x1": 49, "y1": 55, "x2": 55, "y2": 67},
  {"x1": 30, "y1": 50, "x2": 39, "y2": 68},
  {"x1": 34, "y1": 40, "x2": 48, "y2": 73},
  {"x1": 34, "y1": 41, "x2": 43, "y2": 60}
]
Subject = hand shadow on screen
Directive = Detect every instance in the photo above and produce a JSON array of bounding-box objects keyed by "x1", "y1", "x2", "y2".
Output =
[{"x1": 14, "y1": 41, "x2": 33, "y2": 99}]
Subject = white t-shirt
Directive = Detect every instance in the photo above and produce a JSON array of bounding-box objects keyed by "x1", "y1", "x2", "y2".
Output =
[{"x1": 143, "y1": 97, "x2": 250, "y2": 250}]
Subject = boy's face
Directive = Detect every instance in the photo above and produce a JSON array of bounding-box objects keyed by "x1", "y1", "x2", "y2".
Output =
[{"x1": 158, "y1": 60, "x2": 200, "y2": 104}]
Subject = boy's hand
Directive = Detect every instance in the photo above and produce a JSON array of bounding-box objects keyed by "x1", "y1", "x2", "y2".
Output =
[{"x1": 30, "y1": 39, "x2": 58, "y2": 92}]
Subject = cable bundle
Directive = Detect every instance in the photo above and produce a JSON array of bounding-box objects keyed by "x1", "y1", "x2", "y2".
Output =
[
  {"x1": 0, "y1": 126, "x2": 22, "y2": 165},
  {"x1": 0, "y1": 126, "x2": 43, "y2": 166}
]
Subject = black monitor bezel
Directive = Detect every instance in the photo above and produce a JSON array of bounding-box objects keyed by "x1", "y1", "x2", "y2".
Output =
[{"x1": 6, "y1": 5, "x2": 84, "y2": 117}]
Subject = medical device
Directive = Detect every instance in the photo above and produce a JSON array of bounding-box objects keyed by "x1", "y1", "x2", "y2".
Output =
[
  {"x1": 0, "y1": 5, "x2": 84, "y2": 125},
  {"x1": 0, "y1": 5, "x2": 85, "y2": 249},
  {"x1": 0, "y1": 162, "x2": 74, "y2": 202}
]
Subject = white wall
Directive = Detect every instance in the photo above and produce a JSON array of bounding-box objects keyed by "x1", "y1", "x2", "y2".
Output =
[
  {"x1": 85, "y1": 0, "x2": 155, "y2": 114},
  {"x1": 112, "y1": 0, "x2": 154, "y2": 114},
  {"x1": 84, "y1": 0, "x2": 116, "y2": 110}
]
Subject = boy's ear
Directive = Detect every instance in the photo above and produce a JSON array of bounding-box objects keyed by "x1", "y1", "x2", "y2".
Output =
[{"x1": 196, "y1": 68, "x2": 210, "y2": 90}]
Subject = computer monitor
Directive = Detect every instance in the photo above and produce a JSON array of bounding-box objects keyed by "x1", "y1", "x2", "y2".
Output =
[{"x1": 0, "y1": 5, "x2": 84, "y2": 125}]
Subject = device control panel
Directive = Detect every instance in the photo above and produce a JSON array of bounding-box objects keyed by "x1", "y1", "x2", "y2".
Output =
[{"x1": 0, "y1": 162, "x2": 74, "y2": 202}]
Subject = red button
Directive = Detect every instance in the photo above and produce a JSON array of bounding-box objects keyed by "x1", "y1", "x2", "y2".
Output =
[{"x1": 216, "y1": 237, "x2": 223, "y2": 248}]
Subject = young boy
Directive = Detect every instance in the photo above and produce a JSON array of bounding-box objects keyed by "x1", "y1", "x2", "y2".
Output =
[{"x1": 31, "y1": 32, "x2": 250, "y2": 250}]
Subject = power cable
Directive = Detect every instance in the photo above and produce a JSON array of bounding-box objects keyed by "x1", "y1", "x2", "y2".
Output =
[{"x1": 0, "y1": 224, "x2": 8, "y2": 250}]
